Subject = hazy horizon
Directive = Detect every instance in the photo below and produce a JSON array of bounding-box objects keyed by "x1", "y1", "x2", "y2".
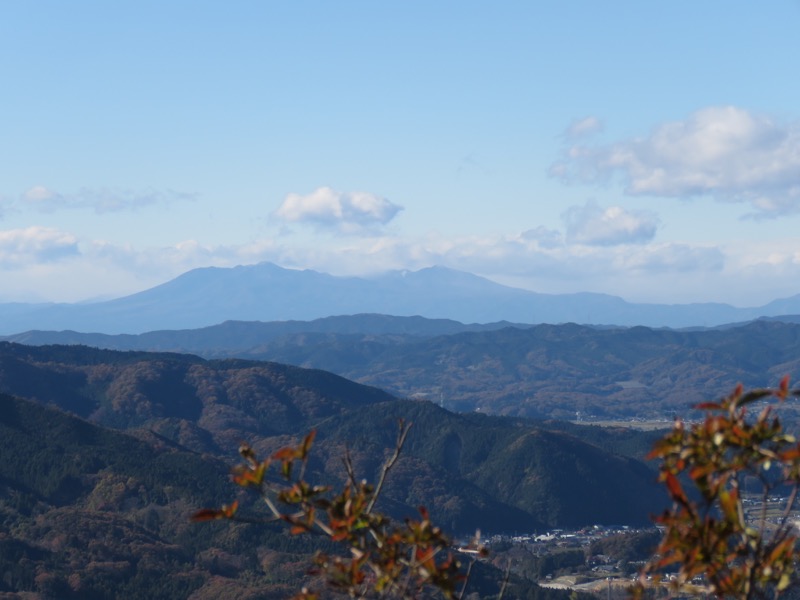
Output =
[{"x1": 4, "y1": 260, "x2": 797, "y2": 311}]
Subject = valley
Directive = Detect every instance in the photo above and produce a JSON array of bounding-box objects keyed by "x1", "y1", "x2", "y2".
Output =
[
  {"x1": 2, "y1": 310, "x2": 800, "y2": 598},
  {"x1": 7, "y1": 2, "x2": 800, "y2": 595}
]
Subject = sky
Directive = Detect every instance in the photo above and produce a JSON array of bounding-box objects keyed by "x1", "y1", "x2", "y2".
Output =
[{"x1": 3, "y1": 1, "x2": 800, "y2": 306}]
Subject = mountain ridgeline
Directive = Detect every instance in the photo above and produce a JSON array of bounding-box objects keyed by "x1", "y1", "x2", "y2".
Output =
[
  {"x1": 3, "y1": 261, "x2": 800, "y2": 334},
  {"x1": 8, "y1": 317, "x2": 800, "y2": 422},
  {"x1": 2, "y1": 262, "x2": 798, "y2": 597}
]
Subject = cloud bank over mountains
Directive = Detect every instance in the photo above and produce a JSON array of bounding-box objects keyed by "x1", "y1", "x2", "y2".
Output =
[
  {"x1": 3, "y1": 105, "x2": 800, "y2": 305},
  {"x1": 0, "y1": 220, "x2": 755, "y2": 305},
  {"x1": 0, "y1": 227, "x2": 79, "y2": 267}
]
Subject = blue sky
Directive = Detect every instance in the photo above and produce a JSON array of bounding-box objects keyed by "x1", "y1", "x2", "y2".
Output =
[{"x1": 3, "y1": 1, "x2": 800, "y2": 306}]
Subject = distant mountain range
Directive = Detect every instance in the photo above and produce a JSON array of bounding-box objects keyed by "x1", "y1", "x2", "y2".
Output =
[
  {"x1": 8, "y1": 316, "x2": 800, "y2": 421},
  {"x1": 2, "y1": 261, "x2": 800, "y2": 334}
]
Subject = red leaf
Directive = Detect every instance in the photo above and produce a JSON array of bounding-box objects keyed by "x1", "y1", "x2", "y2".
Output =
[
  {"x1": 664, "y1": 473, "x2": 688, "y2": 504},
  {"x1": 290, "y1": 525, "x2": 309, "y2": 535},
  {"x1": 301, "y1": 430, "x2": 317, "y2": 458},
  {"x1": 779, "y1": 375, "x2": 790, "y2": 400},
  {"x1": 191, "y1": 508, "x2": 224, "y2": 522},
  {"x1": 780, "y1": 447, "x2": 800, "y2": 461},
  {"x1": 273, "y1": 447, "x2": 297, "y2": 461}
]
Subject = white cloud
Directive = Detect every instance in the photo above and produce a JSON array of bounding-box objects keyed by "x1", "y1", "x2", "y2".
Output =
[
  {"x1": 7, "y1": 225, "x2": 800, "y2": 306},
  {"x1": 0, "y1": 227, "x2": 79, "y2": 267},
  {"x1": 247, "y1": 230, "x2": 725, "y2": 291},
  {"x1": 562, "y1": 201, "x2": 659, "y2": 246},
  {"x1": 21, "y1": 186, "x2": 196, "y2": 214},
  {"x1": 564, "y1": 116, "x2": 603, "y2": 140},
  {"x1": 519, "y1": 226, "x2": 564, "y2": 249},
  {"x1": 550, "y1": 106, "x2": 800, "y2": 216},
  {"x1": 617, "y1": 242, "x2": 724, "y2": 273},
  {"x1": 273, "y1": 186, "x2": 403, "y2": 234},
  {"x1": 22, "y1": 185, "x2": 54, "y2": 203}
]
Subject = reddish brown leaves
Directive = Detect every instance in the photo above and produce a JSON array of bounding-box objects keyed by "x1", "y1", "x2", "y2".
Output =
[
  {"x1": 639, "y1": 377, "x2": 800, "y2": 598},
  {"x1": 191, "y1": 500, "x2": 238, "y2": 522},
  {"x1": 663, "y1": 472, "x2": 688, "y2": 505},
  {"x1": 193, "y1": 421, "x2": 477, "y2": 599}
]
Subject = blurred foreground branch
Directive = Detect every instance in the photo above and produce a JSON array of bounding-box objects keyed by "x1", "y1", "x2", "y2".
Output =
[{"x1": 193, "y1": 420, "x2": 486, "y2": 599}]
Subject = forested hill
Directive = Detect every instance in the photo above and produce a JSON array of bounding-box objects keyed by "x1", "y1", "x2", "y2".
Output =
[
  {"x1": 2, "y1": 313, "x2": 523, "y2": 351},
  {"x1": 0, "y1": 342, "x2": 665, "y2": 531},
  {"x1": 9, "y1": 318, "x2": 800, "y2": 421},
  {"x1": 0, "y1": 341, "x2": 395, "y2": 439},
  {"x1": 0, "y1": 392, "x2": 285, "y2": 599}
]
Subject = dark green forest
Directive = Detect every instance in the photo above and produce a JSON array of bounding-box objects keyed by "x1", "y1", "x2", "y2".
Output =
[
  {"x1": 0, "y1": 340, "x2": 672, "y2": 598},
  {"x1": 7, "y1": 318, "x2": 800, "y2": 421}
]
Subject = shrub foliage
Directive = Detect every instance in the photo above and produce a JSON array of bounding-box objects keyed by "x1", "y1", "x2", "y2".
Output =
[
  {"x1": 193, "y1": 421, "x2": 486, "y2": 599},
  {"x1": 640, "y1": 377, "x2": 800, "y2": 598}
]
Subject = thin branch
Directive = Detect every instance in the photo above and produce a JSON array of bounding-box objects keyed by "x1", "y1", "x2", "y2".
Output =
[
  {"x1": 766, "y1": 483, "x2": 799, "y2": 552},
  {"x1": 342, "y1": 445, "x2": 359, "y2": 488},
  {"x1": 261, "y1": 492, "x2": 283, "y2": 519},
  {"x1": 758, "y1": 474, "x2": 770, "y2": 536},
  {"x1": 775, "y1": 481, "x2": 799, "y2": 531},
  {"x1": 732, "y1": 473, "x2": 747, "y2": 530},
  {"x1": 311, "y1": 516, "x2": 333, "y2": 537},
  {"x1": 229, "y1": 514, "x2": 282, "y2": 525},
  {"x1": 367, "y1": 419, "x2": 412, "y2": 514},
  {"x1": 457, "y1": 558, "x2": 476, "y2": 600},
  {"x1": 396, "y1": 543, "x2": 416, "y2": 600},
  {"x1": 496, "y1": 559, "x2": 512, "y2": 600}
]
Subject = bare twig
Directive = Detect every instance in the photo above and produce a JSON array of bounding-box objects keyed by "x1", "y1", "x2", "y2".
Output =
[
  {"x1": 457, "y1": 558, "x2": 476, "y2": 600},
  {"x1": 229, "y1": 514, "x2": 282, "y2": 525},
  {"x1": 767, "y1": 483, "x2": 800, "y2": 555},
  {"x1": 366, "y1": 419, "x2": 412, "y2": 514},
  {"x1": 396, "y1": 543, "x2": 416, "y2": 599},
  {"x1": 342, "y1": 445, "x2": 359, "y2": 488},
  {"x1": 775, "y1": 482, "x2": 799, "y2": 532},
  {"x1": 758, "y1": 474, "x2": 770, "y2": 536},
  {"x1": 496, "y1": 559, "x2": 511, "y2": 600},
  {"x1": 261, "y1": 493, "x2": 283, "y2": 519}
]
